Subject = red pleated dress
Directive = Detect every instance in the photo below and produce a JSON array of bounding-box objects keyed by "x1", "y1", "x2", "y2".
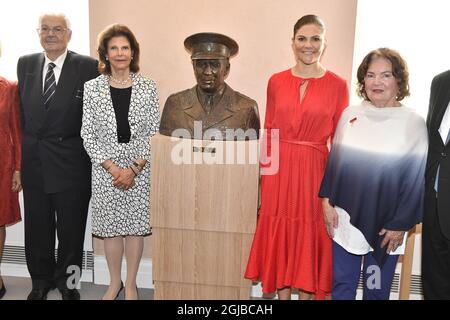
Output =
[
  {"x1": 245, "y1": 69, "x2": 348, "y2": 299},
  {"x1": 0, "y1": 77, "x2": 22, "y2": 226}
]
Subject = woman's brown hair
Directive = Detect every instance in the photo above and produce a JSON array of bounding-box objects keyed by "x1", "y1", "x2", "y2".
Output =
[
  {"x1": 357, "y1": 48, "x2": 410, "y2": 101},
  {"x1": 97, "y1": 24, "x2": 140, "y2": 75}
]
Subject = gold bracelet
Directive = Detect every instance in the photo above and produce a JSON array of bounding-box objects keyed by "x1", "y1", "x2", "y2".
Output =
[
  {"x1": 133, "y1": 161, "x2": 144, "y2": 172},
  {"x1": 104, "y1": 161, "x2": 114, "y2": 172}
]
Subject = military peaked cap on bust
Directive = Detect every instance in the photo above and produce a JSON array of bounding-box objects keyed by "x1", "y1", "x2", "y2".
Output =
[{"x1": 184, "y1": 32, "x2": 239, "y2": 60}]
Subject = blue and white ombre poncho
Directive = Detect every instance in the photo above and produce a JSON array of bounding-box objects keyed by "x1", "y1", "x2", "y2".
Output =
[{"x1": 319, "y1": 101, "x2": 428, "y2": 265}]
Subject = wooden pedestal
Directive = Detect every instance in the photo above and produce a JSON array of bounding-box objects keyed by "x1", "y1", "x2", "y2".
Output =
[{"x1": 151, "y1": 134, "x2": 259, "y2": 299}]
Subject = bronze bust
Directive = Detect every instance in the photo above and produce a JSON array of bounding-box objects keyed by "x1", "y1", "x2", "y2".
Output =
[{"x1": 159, "y1": 32, "x2": 260, "y2": 140}]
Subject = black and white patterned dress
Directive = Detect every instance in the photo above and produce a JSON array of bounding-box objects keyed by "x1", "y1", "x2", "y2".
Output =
[{"x1": 81, "y1": 73, "x2": 160, "y2": 237}]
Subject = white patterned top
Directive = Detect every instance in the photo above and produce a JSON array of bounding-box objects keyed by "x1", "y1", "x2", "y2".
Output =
[{"x1": 81, "y1": 73, "x2": 160, "y2": 237}]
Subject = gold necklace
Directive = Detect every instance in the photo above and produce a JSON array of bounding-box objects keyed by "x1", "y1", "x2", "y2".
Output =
[{"x1": 110, "y1": 75, "x2": 131, "y2": 85}]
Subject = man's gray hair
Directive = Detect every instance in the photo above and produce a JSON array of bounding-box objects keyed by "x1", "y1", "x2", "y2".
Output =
[{"x1": 38, "y1": 13, "x2": 72, "y2": 30}]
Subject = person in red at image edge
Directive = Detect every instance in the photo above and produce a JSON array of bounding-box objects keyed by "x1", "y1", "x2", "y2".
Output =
[
  {"x1": 245, "y1": 15, "x2": 349, "y2": 300},
  {"x1": 0, "y1": 42, "x2": 22, "y2": 300}
]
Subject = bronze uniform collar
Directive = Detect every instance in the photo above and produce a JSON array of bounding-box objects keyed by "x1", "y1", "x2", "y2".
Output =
[{"x1": 196, "y1": 85, "x2": 226, "y2": 114}]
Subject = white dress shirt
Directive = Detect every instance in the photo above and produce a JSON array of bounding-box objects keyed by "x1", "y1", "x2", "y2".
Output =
[
  {"x1": 333, "y1": 206, "x2": 407, "y2": 256},
  {"x1": 42, "y1": 49, "x2": 68, "y2": 92},
  {"x1": 439, "y1": 101, "x2": 450, "y2": 143}
]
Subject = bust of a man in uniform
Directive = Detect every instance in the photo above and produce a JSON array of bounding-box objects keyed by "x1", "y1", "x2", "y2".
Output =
[{"x1": 159, "y1": 32, "x2": 260, "y2": 140}]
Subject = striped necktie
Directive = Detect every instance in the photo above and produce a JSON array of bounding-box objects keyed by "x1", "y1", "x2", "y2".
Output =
[{"x1": 43, "y1": 62, "x2": 56, "y2": 110}]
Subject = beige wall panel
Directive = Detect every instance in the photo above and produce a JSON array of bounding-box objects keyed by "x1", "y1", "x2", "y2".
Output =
[{"x1": 89, "y1": 0, "x2": 358, "y2": 123}]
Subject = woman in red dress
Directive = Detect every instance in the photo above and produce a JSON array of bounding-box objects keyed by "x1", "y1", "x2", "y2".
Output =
[
  {"x1": 245, "y1": 15, "x2": 349, "y2": 300},
  {"x1": 0, "y1": 47, "x2": 22, "y2": 299}
]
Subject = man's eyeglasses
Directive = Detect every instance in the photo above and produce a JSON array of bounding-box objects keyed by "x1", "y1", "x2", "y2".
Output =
[{"x1": 37, "y1": 26, "x2": 68, "y2": 36}]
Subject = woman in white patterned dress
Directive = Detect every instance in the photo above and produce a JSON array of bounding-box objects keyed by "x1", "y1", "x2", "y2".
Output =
[{"x1": 81, "y1": 24, "x2": 160, "y2": 300}]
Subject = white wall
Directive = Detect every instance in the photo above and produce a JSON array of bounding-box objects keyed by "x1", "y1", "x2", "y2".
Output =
[
  {"x1": 352, "y1": 0, "x2": 450, "y2": 118},
  {"x1": 0, "y1": 0, "x2": 90, "y2": 79},
  {"x1": 0, "y1": 0, "x2": 92, "y2": 251}
]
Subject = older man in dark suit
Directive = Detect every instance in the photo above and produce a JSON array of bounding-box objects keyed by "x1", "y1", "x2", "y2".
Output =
[
  {"x1": 159, "y1": 32, "x2": 260, "y2": 140},
  {"x1": 423, "y1": 70, "x2": 450, "y2": 299},
  {"x1": 17, "y1": 13, "x2": 98, "y2": 300}
]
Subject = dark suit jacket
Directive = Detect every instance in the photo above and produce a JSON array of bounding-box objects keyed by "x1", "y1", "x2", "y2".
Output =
[
  {"x1": 426, "y1": 70, "x2": 450, "y2": 239},
  {"x1": 17, "y1": 51, "x2": 99, "y2": 193},
  {"x1": 159, "y1": 84, "x2": 260, "y2": 140}
]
